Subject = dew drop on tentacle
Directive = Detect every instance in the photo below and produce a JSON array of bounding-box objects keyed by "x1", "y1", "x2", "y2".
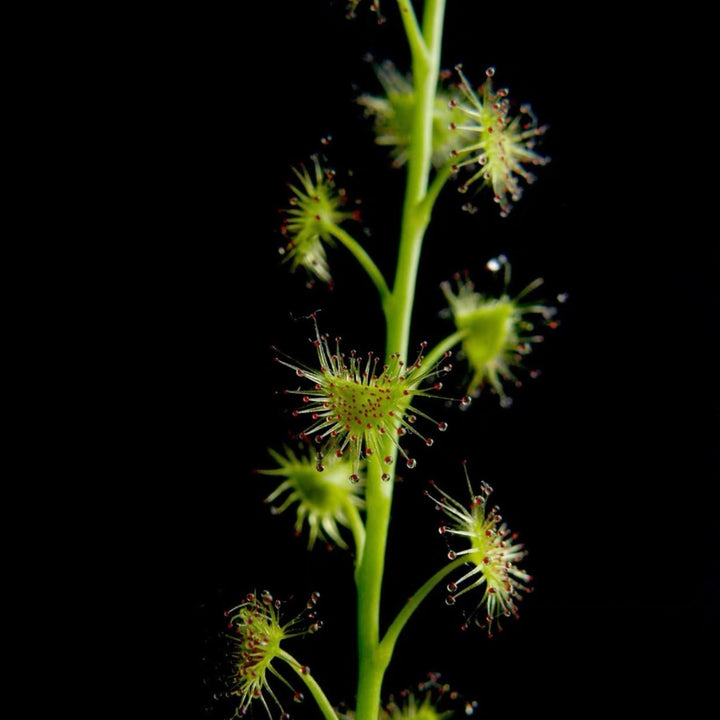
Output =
[
  {"x1": 486, "y1": 257, "x2": 502, "y2": 272},
  {"x1": 406, "y1": 458, "x2": 417, "y2": 469},
  {"x1": 308, "y1": 620, "x2": 325, "y2": 635}
]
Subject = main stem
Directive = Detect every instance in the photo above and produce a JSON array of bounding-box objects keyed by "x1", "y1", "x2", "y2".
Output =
[{"x1": 354, "y1": 2, "x2": 446, "y2": 719}]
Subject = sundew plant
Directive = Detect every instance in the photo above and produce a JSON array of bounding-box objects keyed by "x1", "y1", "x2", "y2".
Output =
[{"x1": 219, "y1": 2, "x2": 562, "y2": 718}]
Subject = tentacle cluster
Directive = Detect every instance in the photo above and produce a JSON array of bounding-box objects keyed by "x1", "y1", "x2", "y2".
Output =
[
  {"x1": 273, "y1": 314, "x2": 470, "y2": 481},
  {"x1": 441, "y1": 254, "x2": 560, "y2": 406},
  {"x1": 449, "y1": 65, "x2": 549, "y2": 216},
  {"x1": 279, "y1": 154, "x2": 359, "y2": 287},
  {"x1": 223, "y1": 590, "x2": 321, "y2": 718},
  {"x1": 426, "y1": 463, "x2": 532, "y2": 637},
  {"x1": 257, "y1": 443, "x2": 365, "y2": 550}
]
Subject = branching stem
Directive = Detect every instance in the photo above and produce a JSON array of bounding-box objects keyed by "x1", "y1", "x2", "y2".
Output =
[
  {"x1": 278, "y1": 649, "x2": 338, "y2": 720},
  {"x1": 324, "y1": 221, "x2": 390, "y2": 301},
  {"x1": 380, "y1": 555, "x2": 466, "y2": 657}
]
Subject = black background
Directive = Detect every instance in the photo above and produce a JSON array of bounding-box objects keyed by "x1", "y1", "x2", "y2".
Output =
[{"x1": 104, "y1": 2, "x2": 717, "y2": 717}]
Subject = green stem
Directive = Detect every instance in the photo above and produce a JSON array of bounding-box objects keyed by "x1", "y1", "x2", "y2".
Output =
[
  {"x1": 386, "y1": 0, "x2": 445, "y2": 359},
  {"x1": 380, "y1": 556, "x2": 466, "y2": 658},
  {"x1": 344, "y1": 499, "x2": 366, "y2": 573},
  {"x1": 424, "y1": 163, "x2": 453, "y2": 215},
  {"x1": 354, "y1": 3, "x2": 447, "y2": 720},
  {"x1": 324, "y1": 221, "x2": 390, "y2": 301},
  {"x1": 278, "y1": 649, "x2": 338, "y2": 720},
  {"x1": 395, "y1": 0, "x2": 427, "y2": 62},
  {"x1": 354, "y1": 452, "x2": 395, "y2": 720}
]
